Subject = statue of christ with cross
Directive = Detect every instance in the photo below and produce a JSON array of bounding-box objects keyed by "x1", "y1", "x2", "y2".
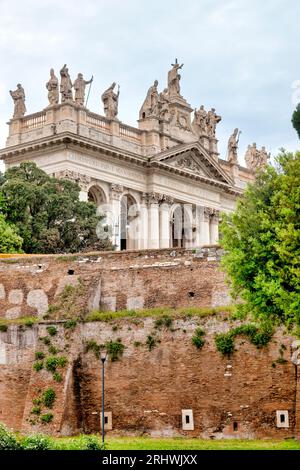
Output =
[{"x1": 168, "y1": 58, "x2": 184, "y2": 97}]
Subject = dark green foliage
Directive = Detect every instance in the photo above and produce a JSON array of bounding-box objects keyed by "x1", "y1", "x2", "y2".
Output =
[
  {"x1": 22, "y1": 434, "x2": 51, "y2": 450},
  {"x1": 32, "y1": 398, "x2": 42, "y2": 406},
  {"x1": 40, "y1": 336, "x2": 51, "y2": 346},
  {"x1": 292, "y1": 104, "x2": 300, "y2": 139},
  {"x1": 45, "y1": 356, "x2": 67, "y2": 372},
  {"x1": 105, "y1": 340, "x2": 125, "y2": 362},
  {"x1": 64, "y1": 320, "x2": 77, "y2": 329},
  {"x1": 31, "y1": 406, "x2": 41, "y2": 415},
  {"x1": 0, "y1": 324, "x2": 8, "y2": 332},
  {"x1": 45, "y1": 356, "x2": 58, "y2": 372},
  {"x1": 42, "y1": 389, "x2": 56, "y2": 408},
  {"x1": 85, "y1": 340, "x2": 101, "y2": 359},
  {"x1": 40, "y1": 413, "x2": 54, "y2": 424},
  {"x1": 35, "y1": 351, "x2": 45, "y2": 360},
  {"x1": 146, "y1": 335, "x2": 157, "y2": 351},
  {"x1": 215, "y1": 323, "x2": 274, "y2": 356},
  {"x1": 0, "y1": 422, "x2": 22, "y2": 450},
  {"x1": 220, "y1": 151, "x2": 300, "y2": 326},
  {"x1": 192, "y1": 327, "x2": 206, "y2": 349},
  {"x1": 46, "y1": 326, "x2": 57, "y2": 337},
  {"x1": 0, "y1": 162, "x2": 112, "y2": 254},
  {"x1": 33, "y1": 361, "x2": 44, "y2": 372},
  {"x1": 83, "y1": 436, "x2": 103, "y2": 450},
  {"x1": 133, "y1": 341, "x2": 142, "y2": 347},
  {"x1": 0, "y1": 213, "x2": 23, "y2": 254},
  {"x1": 154, "y1": 315, "x2": 173, "y2": 330},
  {"x1": 48, "y1": 345, "x2": 58, "y2": 355},
  {"x1": 24, "y1": 319, "x2": 34, "y2": 327},
  {"x1": 215, "y1": 333, "x2": 235, "y2": 355},
  {"x1": 53, "y1": 372, "x2": 62, "y2": 383}
]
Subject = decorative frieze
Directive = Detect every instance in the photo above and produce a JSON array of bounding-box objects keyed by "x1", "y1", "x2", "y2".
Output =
[{"x1": 55, "y1": 170, "x2": 91, "y2": 190}]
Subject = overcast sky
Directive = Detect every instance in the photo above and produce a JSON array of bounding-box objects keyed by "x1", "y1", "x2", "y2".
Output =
[{"x1": 0, "y1": 0, "x2": 299, "y2": 171}]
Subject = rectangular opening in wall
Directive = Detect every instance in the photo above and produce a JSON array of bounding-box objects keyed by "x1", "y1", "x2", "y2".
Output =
[
  {"x1": 276, "y1": 410, "x2": 289, "y2": 428},
  {"x1": 182, "y1": 410, "x2": 194, "y2": 431},
  {"x1": 100, "y1": 411, "x2": 112, "y2": 431},
  {"x1": 233, "y1": 422, "x2": 238, "y2": 432}
]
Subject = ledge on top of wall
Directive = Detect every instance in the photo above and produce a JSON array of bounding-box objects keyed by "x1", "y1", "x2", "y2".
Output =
[{"x1": 0, "y1": 245, "x2": 224, "y2": 265}]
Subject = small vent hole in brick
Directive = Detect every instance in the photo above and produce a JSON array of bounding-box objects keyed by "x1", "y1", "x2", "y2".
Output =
[
  {"x1": 233, "y1": 422, "x2": 238, "y2": 432},
  {"x1": 68, "y1": 269, "x2": 75, "y2": 275},
  {"x1": 189, "y1": 292, "x2": 195, "y2": 298}
]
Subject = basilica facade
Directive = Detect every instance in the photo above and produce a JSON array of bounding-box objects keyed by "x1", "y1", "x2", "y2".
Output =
[{"x1": 0, "y1": 62, "x2": 266, "y2": 251}]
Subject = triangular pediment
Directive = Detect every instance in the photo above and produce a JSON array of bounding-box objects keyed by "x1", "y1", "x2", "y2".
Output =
[{"x1": 150, "y1": 141, "x2": 233, "y2": 186}]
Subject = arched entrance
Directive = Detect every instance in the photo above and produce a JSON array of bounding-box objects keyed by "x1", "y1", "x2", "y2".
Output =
[
  {"x1": 120, "y1": 194, "x2": 139, "y2": 250},
  {"x1": 87, "y1": 185, "x2": 107, "y2": 207}
]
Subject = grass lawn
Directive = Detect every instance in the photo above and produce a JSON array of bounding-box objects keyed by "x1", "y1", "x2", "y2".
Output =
[{"x1": 51, "y1": 436, "x2": 300, "y2": 450}]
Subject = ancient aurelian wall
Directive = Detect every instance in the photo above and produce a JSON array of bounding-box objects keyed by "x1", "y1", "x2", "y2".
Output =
[
  {"x1": 0, "y1": 248, "x2": 299, "y2": 439},
  {"x1": 0, "y1": 319, "x2": 298, "y2": 439},
  {"x1": 0, "y1": 247, "x2": 229, "y2": 320}
]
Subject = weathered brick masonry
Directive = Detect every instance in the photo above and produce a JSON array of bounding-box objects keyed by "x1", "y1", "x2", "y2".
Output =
[{"x1": 0, "y1": 247, "x2": 299, "y2": 439}]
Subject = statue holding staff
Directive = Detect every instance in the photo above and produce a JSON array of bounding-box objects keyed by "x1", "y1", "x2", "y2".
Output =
[{"x1": 10, "y1": 84, "x2": 26, "y2": 118}]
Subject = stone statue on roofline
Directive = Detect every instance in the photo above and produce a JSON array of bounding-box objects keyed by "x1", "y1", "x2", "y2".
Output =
[
  {"x1": 73, "y1": 73, "x2": 93, "y2": 107},
  {"x1": 227, "y1": 128, "x2": 241, "y2": 164},
  {"x1": 158, "y1": 88, "x2": 171, "y2": 121},
  {"x1": 139, "y1": 80, "x2": 159, "y2": 119},
  {"x1": 245, "y1": 143, "x2": 270, "y2": 171},
  {"x1": 60, "y1": 64, "x2": 73, "y2": 102},
  {"x1": 168, "y1": 59, "x2": 184, "y2": 97},
  {"x1": 206, "y1": 108, "x2": 222, "y2": 138},
  {"x1": 10, "y1": 84, "x2": 26, "y2": 118},
  {"x1": 193, "y1": 105, "x2": 208, "y2": 135},
  {"x1": 101, "y1": 82, "x2": 120, "y2": 120},
  {"x1": 46, "y1": 68, "x2": 59, "y2": 106}
]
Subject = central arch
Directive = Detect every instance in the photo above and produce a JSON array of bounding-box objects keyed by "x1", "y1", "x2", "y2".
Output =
[{"x1": 120, "y1": 193, "x2": 139, "y2": 250}]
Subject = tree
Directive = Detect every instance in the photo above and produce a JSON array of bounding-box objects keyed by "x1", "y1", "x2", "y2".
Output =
[
  {"x1": 0, "y1": 214, "x2": 23, "y2": 253},
  {"x1": 220, "y1": 150, "x2": 300, "y2": 326},
  {"x1": 292, "y1": 104, "x2": 300, "y2": 139},
  {"x1": 0, "y1": 162, "x2": 112, "y2": 254}
]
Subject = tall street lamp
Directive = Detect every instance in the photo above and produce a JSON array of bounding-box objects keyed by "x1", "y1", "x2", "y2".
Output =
[{"x1": 100, "y1": 350, "x2": 107, "y2": 447}]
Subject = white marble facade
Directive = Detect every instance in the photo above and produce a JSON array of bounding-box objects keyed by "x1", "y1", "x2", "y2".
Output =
[{"x1": 0, "y1": 63, "x2": 255, "y2": 251}]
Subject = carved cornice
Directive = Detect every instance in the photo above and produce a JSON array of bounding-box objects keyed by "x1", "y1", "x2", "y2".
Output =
[{"x1": 55, "y1": 169, "x2": 91, "y2": 190}]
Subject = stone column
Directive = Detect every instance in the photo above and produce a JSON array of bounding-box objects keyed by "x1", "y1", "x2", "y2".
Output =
[
  {"x1": 210, "y1": 210, "x2": 220, "y2": 245},
  {"x1": 139, "y1": 193, "x2": 149, "y2": 249},
  {"x1": 198, "y1": 207, "x2": 211, "y2": 245},
  {"x1": 159, "y1": 196, "x2": 173, "y2": 249},
  {"x1": 109, "y1": 184, "x2": 123, "y2": 251},
  {"x1": 148, "y1": 192, "x2": 160, "y2": 249}
]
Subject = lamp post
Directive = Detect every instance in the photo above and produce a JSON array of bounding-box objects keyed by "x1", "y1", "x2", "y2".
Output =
[{"x1": 100, "y1": 350, "x2": 107, "y2": 447}]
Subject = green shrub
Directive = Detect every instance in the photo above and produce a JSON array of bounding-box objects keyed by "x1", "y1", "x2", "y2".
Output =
[
  {"x1": 0, "y1": 423, "x2": 21, "y2": 450},
  {"x1": 46, "y1": 326, "x2": 57, "y2": 337},
  {"x1": 146, "y1": 335, "x2": 157, "y2": 351},
  {"x1": 24, "y1": 319, "x2": 34, "y2": 328},
  {"x1": 31, "y1": 406, "x2": 41, "y2": 415},
  {"x1": 45, "y1": 356, "x2": 58, "y2": 372},
  {"x1": 215, "y1": 333, "x2": 235, "y2": 355},
  {"x1": 40, "y1": 413, "x2": 54, "y2": 424},
  {"x1": 192, "y1": 327, "x2": 206, "y2": 350},
  {"x1": 32, "y1": 398, "x2": 42, "y2": 406},
  {"x1": 53, "y1": 372, "x2": 62, "y2": 383},
  {"x1": 57, "y1": 356, "x2": 67, "y2": 368},
  {"x1": 215, "y1": 323, "x2": 274, "y2": 356},
  {"x1": 42, "y1": 389, "x2": 56, "y2": 408},
  {"x1": 105, "y1": 340, "x2": 125, "y2": 362},
  {"x1": 22, "y1": 434, "x2": 51, "y2": 450},
  {"x1": 154, "y1": 315, "x2": 173, "y2": 330},
  {"x1": 133, "y1": 341, "x2": 142, "y2": 348},
  {"x1": 112, "y1": 325, "x2": 119, "y2": 332},
  {"x1": 0, "y1": 324, "x2": 8, "y2": 333},
  {"x1": 33, "y1": 361, "x2": 44, "y2": 372},
  {"x1": 48, "y1": 345, "x2": 58, "y2": 355},
  {"x1": 85, "y1": 340, "x2": 101, "y2": 359},
  {"x1": 40, "y1": 336, "x2": 51, "y2": 346},
  {"x1": 83, "y1": 435, "x2": 102, "y2": 450},
  {"x1": 64, "y1": 320, "x2": 77, "y2": 329},
  {"x1": 35, "y1": 351, "x2": 45, "y2": 360}
]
